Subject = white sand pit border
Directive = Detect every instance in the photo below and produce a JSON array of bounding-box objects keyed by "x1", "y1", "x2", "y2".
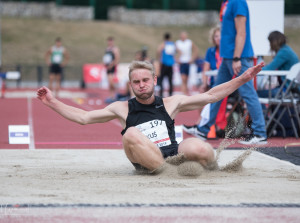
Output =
[{"x1": 0, "y1": 149, "x2": 300, "y2": 206}]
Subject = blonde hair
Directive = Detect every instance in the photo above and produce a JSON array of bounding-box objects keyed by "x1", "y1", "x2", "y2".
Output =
[
  {"x1": 128, "y1": 60, "x2": 155, "y2": 79},
  {"x1": 209, "y1": 26, "x2": 221, "y2": 46}
]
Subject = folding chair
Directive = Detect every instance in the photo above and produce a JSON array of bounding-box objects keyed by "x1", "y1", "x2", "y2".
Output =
[{"x1": 259, "y1": 62, "x2": 300, "y2": 138}]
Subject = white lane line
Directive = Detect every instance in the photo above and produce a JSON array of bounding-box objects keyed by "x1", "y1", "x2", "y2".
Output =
[
  {"x1": 27, "y1": 96, "x2": 35, "y2": 150},
  {"x1": 254, "y1": 151, "x2": 300, "y2": 170}
]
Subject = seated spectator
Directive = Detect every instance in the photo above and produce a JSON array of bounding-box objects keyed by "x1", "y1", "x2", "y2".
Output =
[
  {"x1": 257, "y1": 31, "x2": 299, "y2": 137},
  {"x1": 257, "y1": 31, "x2": 299, "y2": 98}
]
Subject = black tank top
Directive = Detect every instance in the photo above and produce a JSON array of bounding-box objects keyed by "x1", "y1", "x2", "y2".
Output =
[
  {"x1": 102, "y1": 48, "x2": 115, "y2": 65},
  {"x1": 121, "y1": 96, "x2": 178, "y2": 149}
]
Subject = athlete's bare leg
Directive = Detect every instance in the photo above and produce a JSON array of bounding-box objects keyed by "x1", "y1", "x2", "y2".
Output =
[
  {"x1": 54, "y1": 74, "x2": 61, "y2": 96},
  {"x1": 181, "y1": 74, "x2": 189, "y2": 95},
  {"x1": 122, "y1": 127, "x2": 164, "y2": 171},
  {"x1": 49, "y1": 74, "x2": 55, "y2": 91},
  {"x1": 178, "y1": 137, "x2": 216, "y2": 169},
  {"x1": 107, "y1": 74, "x2": 116, "y2": 99}
]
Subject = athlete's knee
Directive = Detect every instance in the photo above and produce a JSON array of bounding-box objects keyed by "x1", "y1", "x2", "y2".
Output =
[
  {"x1": 199, "y1": 142, "x2": 214, "y2": 160},
  {"x1": 180, "y1": 138, "x2": 214, "y2": 160},
  {"x1": 122, "y1": 127, "x2": 141, "y2": 145}
]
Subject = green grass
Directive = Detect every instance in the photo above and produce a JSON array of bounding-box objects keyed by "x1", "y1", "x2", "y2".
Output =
[
  {"x1": 2, "y1": 17, "x2": 300, "y2": 67},
  {"x1": 1, "y1": 17, "x2": 211, "y2": 66}
]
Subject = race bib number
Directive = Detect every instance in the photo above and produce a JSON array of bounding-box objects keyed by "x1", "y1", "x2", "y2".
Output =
[
  {"x1": 165, "y1": 44, "x2": 176, "y2": 55},
  {"x1": 136, "y1": 119, "x2": 171, "y2": 147},
  {"x1": 53, "y1": 54, "x2": 63, "y2": 63},
  {"x1": 103, "y1": 53, "x2": 113, "y2": 64}
]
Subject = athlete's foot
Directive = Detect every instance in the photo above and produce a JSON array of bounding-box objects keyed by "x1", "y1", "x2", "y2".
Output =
[
  {"x1": 149, "y1": 162, "x2": 167, "y2": 175},
  {"x1": 205, "y1": 160, "x2": 219, "y2": 171},
  {"x1": 165, "y1": 153, "x2": 186, "y2": 165},
  {"x1": 177, "y1": 161, "x2": 204, "y2": 176}
]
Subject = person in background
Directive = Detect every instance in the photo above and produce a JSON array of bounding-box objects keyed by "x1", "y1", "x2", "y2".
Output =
[
  {"x1": 183, "y1": 26, "x2": 228, "y2": 137},
  {"x1": 257, "y1": 31, "x2": 299, "y2": 98},
  {"x1": 157, "y1": 32, "x2": 177, "y2": 97},
  {"x1": 199, "y1": 26, "x2": 222, "y2": 93},
  {"x1": 175, "y1": 31, "x2": 199, "y2": 95},
  {"x1": 257, "y1": 31, "x2": 299, "y2": 137},
  {"x1": 183, "y1": 0, "x2": 267, "y2": 145},
  {"x1": 45, "y1": 37, "x2": 69, "y2": 97},
  {"x1": 103, "y1": 36, "x2": 120, "y2": 103}
]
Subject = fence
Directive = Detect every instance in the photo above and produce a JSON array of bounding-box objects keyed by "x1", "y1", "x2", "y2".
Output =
[
  {"x1": 0, "y1": 64, "x2": 84, "y2": 88},
  {"x1": 0, "y1": 63, "x2": 201, "y2": 90}
]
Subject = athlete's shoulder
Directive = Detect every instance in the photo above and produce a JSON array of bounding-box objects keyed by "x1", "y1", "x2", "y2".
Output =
[
  {"x1": 163, "y1": 94, "x2": 185, "y2": 104},
  {"x1": 112, "y1": 46, "x2": 120, "y2": 52},
  {"x1": 175, "y1": 39, "x2": 182, "y2": 45},
  {"x1": 107, "y1": 100, "x2": 128, "y2": 111},
  {"x1": 112, "y1": 100, "x2": 128, "y2": 107}
]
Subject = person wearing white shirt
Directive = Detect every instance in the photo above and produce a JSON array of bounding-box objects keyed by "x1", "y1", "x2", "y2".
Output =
[{"x1": 175, "y1": 31, "x2": 199, "y2": 95}]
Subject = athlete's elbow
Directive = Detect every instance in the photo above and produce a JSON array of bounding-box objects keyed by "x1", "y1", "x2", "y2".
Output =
[
  {"x1": 78, "y1": 120, "x2": 87, "y2": 125},
  {"x1": 70, "y1": 118, "x2": 86, "y2": 125},
  {"x1": 205, "y1": 93, "x2": 218, "y2": 104},
  {"x1": 76, "y1": 116, "x2": 89, "y2": 125}
]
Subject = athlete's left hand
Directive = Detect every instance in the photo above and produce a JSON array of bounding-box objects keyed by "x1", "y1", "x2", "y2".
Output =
[{"x1": 240, "y1": 62, "x2": 265, "y2": 82}]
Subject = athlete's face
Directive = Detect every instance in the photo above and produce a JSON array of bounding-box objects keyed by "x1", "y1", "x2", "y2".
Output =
[
  {"x1": 107, "y1": 39, "x2": 114, "y2": 47},
  {"x1": 180, "y1": 32, "x2": 187, "y2": 41},
  {"x1": 130, "y1": 69, "x2": 157, "y2": 102},
  {"x1": 55, "y1": 41, "x2": 62, "y2": 47}
]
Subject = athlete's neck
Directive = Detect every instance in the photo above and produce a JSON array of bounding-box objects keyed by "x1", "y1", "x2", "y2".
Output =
[{"x1": 135, "y1": 95, "x2": 155, "y2": 105}]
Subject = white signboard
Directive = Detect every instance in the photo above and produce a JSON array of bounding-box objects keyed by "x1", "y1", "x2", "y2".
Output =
[
  {"x1": 8, "y1": 125, "x2": 30, "y2": 144},
  {"x1": 6, "y1": 71, "x2": 21, "y2": 80},
  {"x1": 247, "y1": 0, "x2": 284, "y2": 56}
]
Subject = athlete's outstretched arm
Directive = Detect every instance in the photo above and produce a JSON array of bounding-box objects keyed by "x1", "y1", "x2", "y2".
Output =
[
  {"x1": 37, "y1": 86, "x2": 120, "y2": 125},
  {"x1": 176, "y1": 62, "x2": 265, "y2": 112}
]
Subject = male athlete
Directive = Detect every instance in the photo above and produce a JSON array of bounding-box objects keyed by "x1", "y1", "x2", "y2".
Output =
[
  {"x1": 37, "y1": 60, "x2": 265, "y2": 173},
  {"x1": 102, "y1": 36, "x2": 120, "y2": 103},
  {"x1": 45, "y1": 37, "x2": 69, "y2": 96}
]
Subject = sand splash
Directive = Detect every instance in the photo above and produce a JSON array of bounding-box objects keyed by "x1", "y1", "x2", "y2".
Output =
[
  {"x1": 136, "y1": 119, "x2": 258, "y2": 177},
  {"x1": 153, "y1": 124, "x2": 257, "y2": 177},
  {"x1": 137, "y1": 141, "x2": 255, "y2": 177}
]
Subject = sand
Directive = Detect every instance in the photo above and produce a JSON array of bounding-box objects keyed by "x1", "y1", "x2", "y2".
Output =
[{"x1": 0, "y1": 149, "x2": 300, "y2": 206}]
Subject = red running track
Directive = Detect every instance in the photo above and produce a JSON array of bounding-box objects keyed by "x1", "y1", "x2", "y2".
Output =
[{"x1": 0, "y1": 89, "x2": 298, "y2": 150}]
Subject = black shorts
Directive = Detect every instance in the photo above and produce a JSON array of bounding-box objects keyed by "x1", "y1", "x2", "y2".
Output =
[
  {"x1": 179, "y1": 63, "x2": 190, "y2": 76},
  {"x1": 160, "y1": 64, "x2": 173, "y2": 77},
  {"x1": 160, "y1": 145, "x2": 178, "y2": 158},
  {"x1": 49, "y1": 64, "x2": 63, "y2": 75},
  {"x1": 106, "y1": 65, "x2": 116, "y2": 75},
  {"x1": 132, "y1": 145, "x2": 178, "y2": 171}
]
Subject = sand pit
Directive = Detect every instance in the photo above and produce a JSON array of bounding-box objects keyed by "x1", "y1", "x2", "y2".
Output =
[{"x1": 0, "y1": 149, "x2": 300, "y2": 206}]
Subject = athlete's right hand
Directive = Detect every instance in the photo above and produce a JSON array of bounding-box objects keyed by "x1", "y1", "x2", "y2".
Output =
[{"x1": 37, "y1": 86, "x2": 54, "y2": 105}]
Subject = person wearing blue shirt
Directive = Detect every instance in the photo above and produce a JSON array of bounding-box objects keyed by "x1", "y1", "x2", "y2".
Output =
[
  {"x1": 264, "y1": 31, "x2": 299, "y2": 71},
  {"x1": 200, "y1": 26, "x2": 222, "y2": 92},
  {"x1": 184, "y1": 0, "x2": 267, "y2": 145},
  {"x1": 157, "y1": 33, "x2": 177, "y2": 97},
  {"x1": 257, "y1": 31, "x2": 299, "y2": 137}
]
